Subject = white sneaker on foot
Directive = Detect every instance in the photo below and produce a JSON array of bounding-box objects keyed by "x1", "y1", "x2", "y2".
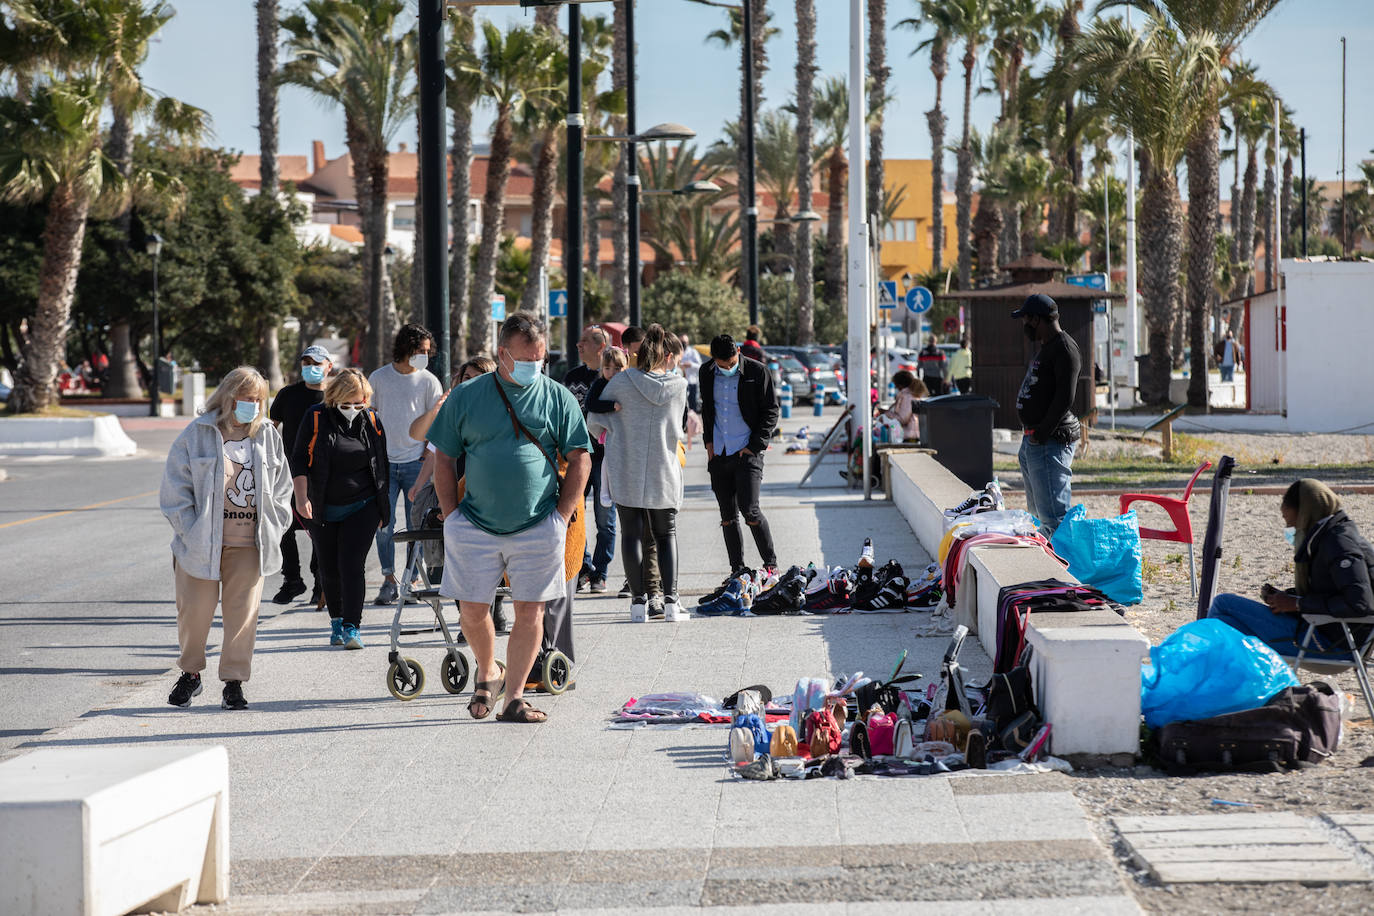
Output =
[
  {"x1": 629, "y1": 596, "x2": 648, "y2": 623},
  {"x1": 663, "y1": 597, "x2": 688, "y2": 622}
]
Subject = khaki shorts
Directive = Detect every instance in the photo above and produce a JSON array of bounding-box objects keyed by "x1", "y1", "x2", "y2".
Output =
[{"x1": 440, "y1": 509, "x2": 567, "y2": 604}]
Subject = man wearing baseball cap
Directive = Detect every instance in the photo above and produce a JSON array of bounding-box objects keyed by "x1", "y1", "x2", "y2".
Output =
[
  {"x1": 1011, "y1": 293, "x2": 1081, "y2": 537},
  {"x1": 268, "y1": 344, "x2": 333, "y2": 605}
]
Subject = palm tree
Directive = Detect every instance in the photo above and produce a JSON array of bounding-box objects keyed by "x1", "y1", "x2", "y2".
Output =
[
  {"x1": 1064, "y1": 14, "x2": 1221, "y2": 403},
  {"x1": 446, "y1": 8, "x2": 478, "y2": 359},
  {"x1": 898, "y1": 1, "x2": 958, "y2": 274},
  {"x1": 867, "y1": 0, "x2": 888, "y2": 269},
  {"x1": 949, "y1": 0, "x2": 995, "y2": 292},
  {"x1": 638, "y1": 141, "x2": 737, "y2": 278},
  {"x1": 453, "y1": 23, "x2": 560, "y2": 352},
  {"x1": 281, "y1": 0, "x2": 416, "y2": 371},
  {"x1": 1228, "y1": 87, "x2": 1271, "y2": 298},
  {"x1": 256, "y1": 0, "x2": 285, "y2": 388},
  {"x1": 706, "y1": 111, "x2": 798, "y2": 256},
  {"x1": 1052, "y1": 1, "x2": 1084, "y2": 246},
  {"x1": 609, "y1": 1, "x2": 628, "y2": 318},
  {"x1": 812, "y1": 76, "x2": 851, "y2": 309},
  {"x1": 794, "y1": 0, "x2": 818, "y2": 343},
  {"x1": 516, "y1": 14, "x2": 564, "y2": 315}
]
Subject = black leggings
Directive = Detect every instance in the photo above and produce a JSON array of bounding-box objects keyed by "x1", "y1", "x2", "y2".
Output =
[
  {"x1": 708, "y1": 452, "x2": 776, "y2": 570},
  {"x1": 617, "y1": 505, "x2": 678, "y2": 600},
  {"x1": 315, "y1": 502, "x2": 380, "y2": 627}
]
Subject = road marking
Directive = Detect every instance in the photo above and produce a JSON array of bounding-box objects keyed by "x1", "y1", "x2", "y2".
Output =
[{"x1": 0, "y1": 489, "x2": 157, "y2": 530}]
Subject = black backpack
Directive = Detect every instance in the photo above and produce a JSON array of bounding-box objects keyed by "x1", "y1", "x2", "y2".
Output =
[{"x1": 1154, "y1": 682, "x2": 1343, "y2": 774}]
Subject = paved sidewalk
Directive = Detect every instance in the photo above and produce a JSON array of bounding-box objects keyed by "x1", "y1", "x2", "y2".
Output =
[{"x1": 15, "y1": 411, "x2": 1138, "y2": 914}]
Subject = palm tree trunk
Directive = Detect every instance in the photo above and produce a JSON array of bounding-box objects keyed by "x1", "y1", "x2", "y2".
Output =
[
  {"x1": 1233, "y1": 145, "x2": 1258, "y2": 298},
  {"x1": 470, "y1": 110, "x2": 514, "y2": 353},
  {"x1": 1138, "y1": 168, "x2": 1182, "y2": 405},
  {"x1": 9, "y1": 184, "x2": 91, "y2": 413},
  {"x1": 1262, "y1": 159, "x2": 1275, "y2": 291},
  {"x1": 972, "y1": 195, "x2": 1002, "y2": 285},
  {"x1": 255, "y1": 0, "x2": 285, "y2": 389},
  {"x1": 824, "y1": 150, "x2": 845, "y2": 307},
  {"x1": 520, "y1": 128, "x2": 560, "y2": 313},
  {"x1": 586, "y1": 197, "x2": 601, "y2": 281},
  {"x1": 1185, "y1": 112, "x2": 1219, "y2": 407},
  {"x1": 449, "y1": 19, "x2": 475, "y2": 359},
  {"x1": 102, "y1": 109, "x2": 143, "y2": 400},
  {"x1": 956, "y1": 46, "x2": 975, "y2": 291},
  {"x1": 927, "y1": 40, "x2": 947, "y2": 274},
  {"x1": 1281, "y1": 152, "x2": 1293, "y2": 261},
  {"x1": 1058, "y1": 3, "x2": 1081, "y2": 247},
  {"x1": 610, "y1": 1, "x2": 629, "y2": 318},
  {"x1": 795, "y1": 0, "x2": 817, "y2": 345},
  {"x1": 866, "y1": 0, "x2": 887, "y2": 271}
]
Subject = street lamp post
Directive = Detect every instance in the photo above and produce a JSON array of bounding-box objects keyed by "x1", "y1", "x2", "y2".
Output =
[
  {"x1": 146, "y1": 232, "x2": 163, "y2": 417},
  {"x1": 742, "y1": 0, "x2": 759, "y2": 327}
]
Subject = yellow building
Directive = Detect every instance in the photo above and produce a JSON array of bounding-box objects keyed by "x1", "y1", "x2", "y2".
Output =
[{"x1": 879, "y1": 159, "x2": 958, "y2": 285}]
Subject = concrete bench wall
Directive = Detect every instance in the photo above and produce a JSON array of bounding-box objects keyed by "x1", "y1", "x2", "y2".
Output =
[
  {"x1": 887, "y1": 452, "x2": 1149, "y2": 758},
  {"x1": 0, "y1": 745, "x2": 229, "y2": 916}
]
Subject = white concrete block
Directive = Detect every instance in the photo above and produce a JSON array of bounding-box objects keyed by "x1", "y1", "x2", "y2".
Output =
[
  {"x1": 969, "y1": 545, "x2": 1080, "y2": 651},
  {"x1": 1029, "y1": 614, "x2": 1150, "y2": 756},
  {"x1": 0, "y1": 745, "x2": 229, "y2": 916},
  {"x1": 0, "y1": 415, "x2": 136, "y2": 457},
  {"x1": 888, "y1": 452, "x2": 970, "y2": 559}
]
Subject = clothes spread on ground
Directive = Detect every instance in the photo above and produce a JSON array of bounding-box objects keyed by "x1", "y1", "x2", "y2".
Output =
[
  {"x1": 268, "y1": 381, "x2": 323, "y2": 458},
  {"x1": 368, "y1": 362, "x2": 443, "y2": 464},
  {"x1": 221, "y1": 436, "x2": 257, "y2": 547},
  {"x1": 1015, "y1": 330, "x2": 1081, "y2": 443},
  {"x1": 611, "y1": 692, "x2": 791, "y2": 727}
]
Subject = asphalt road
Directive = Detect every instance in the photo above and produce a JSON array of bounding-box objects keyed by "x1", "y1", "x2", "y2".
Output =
[{"x1": 0, "y1": 418, "x2": 303, "y2": 754}]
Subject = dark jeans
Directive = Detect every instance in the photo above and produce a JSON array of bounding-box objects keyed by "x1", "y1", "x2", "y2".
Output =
[
  {"x1": 617, "y1": 505, "x2": 678, "y2": 600},
  {"x1": 582, "y1": 452, "x2": 617, "y2": 580},
  {"x1": 316, "y1": 502, "x2": 380, "y2": 628},
  {"x1": 708, "y1": 451, "x2": 776, "y2": 570},
  {"x1": 279, "y1": 499, "x2": 318, "y2": 587}
]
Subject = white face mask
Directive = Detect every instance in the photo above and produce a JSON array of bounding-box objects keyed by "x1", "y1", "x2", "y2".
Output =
[
  {"x1": 409, "y1": 353, "x2": 429, "y2": 372},
  {"x1": 338, "y1": 404, "x2": 363, "y2": 423}
]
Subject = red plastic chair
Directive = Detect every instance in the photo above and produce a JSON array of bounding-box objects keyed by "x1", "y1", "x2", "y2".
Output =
[{"x1": 1120, "y1": 460, "x2": 1213, "y2": 596}]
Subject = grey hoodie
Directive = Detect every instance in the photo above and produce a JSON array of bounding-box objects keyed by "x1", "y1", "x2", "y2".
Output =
[
  {"x1": 588, "y1": 369, "x2": 687, "y2": 510},
  {"x1": 159, "y1": 412, "x2": 294, "y2": 580}
]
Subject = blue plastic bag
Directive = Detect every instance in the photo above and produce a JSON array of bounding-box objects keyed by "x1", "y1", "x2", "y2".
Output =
[
  {"x1": 1141, "y1": 619, "x2": 1301, "y2": 728},
  {"x1": 1049, "y1": 504, "x2": 1143, "y2": 605}
]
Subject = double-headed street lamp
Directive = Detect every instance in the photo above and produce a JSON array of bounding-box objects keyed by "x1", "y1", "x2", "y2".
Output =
[{"x1": 146, "y1": 232, "x2": 163, "y2": 417}]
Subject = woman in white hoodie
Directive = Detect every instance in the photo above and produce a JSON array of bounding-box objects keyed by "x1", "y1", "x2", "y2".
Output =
[
  {"x1": 159, "y1": 367, "x2": 294, "y2": 710},
  {"x1": 588, "y1": 324, "x2": 688, "y2": 623}
]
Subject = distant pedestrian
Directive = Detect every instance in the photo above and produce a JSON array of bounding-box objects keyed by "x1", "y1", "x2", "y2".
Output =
[
  {"x1": 884, "y1": 370, "x2": 929, "y2": 442},
  {"x1": 160, "y1": 367, "x2": 294, "y2": 710},
  {"x1": 701, "y1": 334, "x2": 780, "y2": 577},
  {"x1": 607, "y1": 326, "x2": 660, "y2": 604},
  {"x1": 949, "y1": 336, "x2": 973, "y2": 394},
  {"x1": 621, "y1": 325, "x2": 646, "y2": 359},
  {"x1": 679, "y1": 333, "x2": 703, "y2": 412},
  {"x1": 268, "y1": 344, "x2": 332, "y2": 607},
  {"x1": 1013, "y1": 294, "x2": 1081, "y2": 537},
  {"x1": 1214, "y1": 330, "x2": 1244, "y2": 383},
  {"x1": 292, "y1": 368, "x2": 391, "y2": 650},
  {"x1": 739, "y1": 325, "x2": 766, "y2": 363},
  {"x1": 368, "y1": 324, "x2": 442, "y2": 606},
  {"x1": 589, "y1": 325, "x2": 689, "y2": 622},
  {"x1": 918, "y1": 334, "x2": 948, "y2": 394},
  {"x1": 428, "y1": 312, "x2": 592, "y2": 724},
  {"x1": 563, "y1": 325, "x2": 617, "y2": 594}
]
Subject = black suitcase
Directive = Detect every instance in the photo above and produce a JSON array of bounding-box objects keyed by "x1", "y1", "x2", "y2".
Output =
[{"x1": 1155, "y1": 682, "x2": 1343, "y2": 773}]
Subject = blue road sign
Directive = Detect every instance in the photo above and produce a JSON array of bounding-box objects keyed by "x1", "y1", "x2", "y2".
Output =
[
  {"x1": 490, "y1": 296, "x2": 506, "y2": 321},
  {"x1": 878, "y1": 280, "x2": 898, "y2": 310},
  {"x1": 548, "y1": 289, "x2": 568, "y2": 318},
  {"x1": 905, "y1": 286, "x2": 934, "y2": 314},
  {"x1": 1066, "y1": 272, "x2": 1107, "y2": 290}
]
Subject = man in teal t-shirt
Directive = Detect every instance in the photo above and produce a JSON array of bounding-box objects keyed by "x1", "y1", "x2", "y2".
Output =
[{"x1": 431, "y1": 312, "x2": 591, "y2": 726}]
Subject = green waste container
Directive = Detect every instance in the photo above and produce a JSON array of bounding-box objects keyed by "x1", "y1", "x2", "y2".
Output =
[{"x1": 916, "y1": 394, "x2": 999, "y2": 489}]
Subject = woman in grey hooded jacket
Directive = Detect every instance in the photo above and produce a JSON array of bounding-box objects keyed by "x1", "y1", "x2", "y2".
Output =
[
  {"x1": 588, "y1": 324, "x2": 688, "y2": 623},
  {"x1": 159, "y1": 367, "x2": 294, "y2": 710}
]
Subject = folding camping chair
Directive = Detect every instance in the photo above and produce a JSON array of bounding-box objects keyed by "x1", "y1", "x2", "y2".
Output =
[
  {"x1": 1120, "y1": 460, "x2": 1212, "y2": 596},
  {"x1": 1290, "y1": 613, "x2": 1374, "y2": 723}
]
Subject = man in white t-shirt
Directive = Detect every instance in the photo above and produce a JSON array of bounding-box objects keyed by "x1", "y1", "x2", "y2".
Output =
[
  {"x1": 679, "y1": 333, "x2": 703, "y2": 412},
  {"x1": 367, "y1": 324, "x2": 442, "y2": 604}
]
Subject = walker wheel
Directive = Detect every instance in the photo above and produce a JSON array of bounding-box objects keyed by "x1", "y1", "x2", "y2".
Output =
[
  {"x1": 440, "y1": 651, "x2": 470, "y2": 695},
  {"x1": 542, "y1": 650, "x2": 572, "y2": 695},
  {"x1": 386, "y1": 658, "x2": 425, "y2": 700}
]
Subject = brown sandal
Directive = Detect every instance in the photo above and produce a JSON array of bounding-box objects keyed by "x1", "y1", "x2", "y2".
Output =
[
  {"x1": 467, "y1": 674, "x2": 505, "y2": 720},
  {"x1": 497, "y1": 698, "x2": 547, "y2": 724}
]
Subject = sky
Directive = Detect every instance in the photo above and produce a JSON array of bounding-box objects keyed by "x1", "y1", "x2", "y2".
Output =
[{"x1": 140, "y1": 1, "x2": 1373, "y2": 193}]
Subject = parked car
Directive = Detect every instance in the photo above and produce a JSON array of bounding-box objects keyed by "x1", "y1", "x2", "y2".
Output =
[
  {"x1": 764, "y1": 353, "x2": 813, "y2": 402},
  {"x1": 767, "y1": 346, "x2": 844, "y2": 404}
]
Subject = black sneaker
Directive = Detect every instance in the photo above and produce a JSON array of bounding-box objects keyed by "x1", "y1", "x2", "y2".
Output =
[
  {"x1": 697, "y1": 569, "x2": 750, "y2": 606},
  {"x1": 373, "y1": 580, "x2": 398, "y2": 605},
  {"x1": 221, "y1": 680, "x2": 248, "y2": 710},
  {"x1": 576, "y1": 569, "x2": 592, "y2": 592},
  {"x1": 852, "y1": 576, "x2": 911, "y2": 613},
  {"x1": 751, "y1": 576, "x2": 807, "y2": 615},
  {"x1": 272, "y1": 580, "x2": 307, "y2": 605},
  {"x1": 618, "y1": 579, "x2": 633, "y2": 598},
  {"x1": 168, "y1": 671, "x2": 202, "y2": 707}
]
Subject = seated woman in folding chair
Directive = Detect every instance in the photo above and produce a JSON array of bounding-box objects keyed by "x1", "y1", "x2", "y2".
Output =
[{"x1": 1207, "y1": 479, "x2": 1374, "y2": 658}]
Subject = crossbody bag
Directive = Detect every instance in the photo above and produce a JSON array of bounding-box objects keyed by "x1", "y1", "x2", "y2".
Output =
[{"x1": 491, "y1": 373, "x2": 578, "y2": 523}]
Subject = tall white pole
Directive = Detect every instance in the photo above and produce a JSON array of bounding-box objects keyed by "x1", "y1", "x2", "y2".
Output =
[
  {"x1": 1273, "y1": 96, "x2": 1282, "y2": 285},
  {"x1": 1123, "y1": 7, "x2": 1139, "y2": 405},
  {"x1": 1105, "y1": 171, "x2": 1114, "y2": 429},
  {"x1": 847, "y1": 0, "x2": 870, "y2": 496}
]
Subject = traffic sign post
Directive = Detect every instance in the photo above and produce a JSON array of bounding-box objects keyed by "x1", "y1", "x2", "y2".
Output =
[
  {"x1": 904, "y1": 285, "x2": 933, "y2": 314},
  {"x1": 877, "y1": 280, "x2": 898, "y2": 311},
  {"x1": 548, "y1": 289, "x2": 568, "y2": 319},
  {"x1": 490, "y1": 296, "x2": 506, "y2": 322}
]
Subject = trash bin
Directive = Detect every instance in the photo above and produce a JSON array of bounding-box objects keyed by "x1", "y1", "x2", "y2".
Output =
[
  {"x1": 916, "y1": 393, "x2": 999, "y2": 489},
  {"x1": 156, "y1": 357, "x2": 179, "y2": 394}
]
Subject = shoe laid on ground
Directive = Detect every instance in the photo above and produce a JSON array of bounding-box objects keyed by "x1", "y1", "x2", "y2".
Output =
[
  {"x1": 330, "y1": 618, "x2": 345, "y2": 646},
  {"x1": 804, "y1": 569, "x2": 853, "y2": 614},
  {"x1": 576, "y1": 569, "x2": 591, "y2": 592},
  {"x1": 663, "y1": 596, "x2": 688, "y2": 622},
  {"x1": 618, "y1": 579, "x2": 633, "y2": 598},
  {"x1": 589, "y1": 577, "x2": 608, "y2": 594},
  {"x1": 168, "y1": 671, "x2": 202, "y2": 707},
  {"x1": 698, "y1": 570, "x2": 748, "y2": 605},
  {"x1": 752, "y1": 574, "x2": 807, "y2": 615},
  {"x1": 373, "y1": 579, "x2": 399, "y2": 605},
  {"x1": 647, "y1": 595, "x2": 665, "y2": 619},
  {"x1": 695, "y1": 579, "x2": 748, "y2": 617},
  {"x1": 848, "y1": 570, "x2": 880, "y2": 609},
  {"x1": 342, "y1": 624, "x2": 364, "y2": 649},
  {"x1": 221, "y1": 680, "x2": 248, "y2": 711},
  {"x1": 629, "y1": 596, "x2": 649, "y2": 623},
  {"x1": 852, "y1": 576, "x2": 911, "y2": 612},
  {"x1": 272, "y1": 579, "x2": 307, "y2": 605}
]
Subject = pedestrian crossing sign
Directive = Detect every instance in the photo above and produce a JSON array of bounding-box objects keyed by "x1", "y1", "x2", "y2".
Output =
[{"x1": 878, "y1": 280, "x2": 898, "y2": 310}]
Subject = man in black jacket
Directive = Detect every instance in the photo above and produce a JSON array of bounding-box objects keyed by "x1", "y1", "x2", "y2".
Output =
[
  {"x1": 701, "y1": 334, "x2": 780, "y2": 575},
  {"x1": 1013, "y1": 294, "x2": 1081, "y2": 537}
]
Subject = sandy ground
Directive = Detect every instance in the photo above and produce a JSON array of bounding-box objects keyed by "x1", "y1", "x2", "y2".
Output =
[
  {"x1": 1012, "y1": 454, "x2": 1374, "y2": 912},
  {"x1": 1080, "y1": 430, "x2": 1374, "y2": 468}
]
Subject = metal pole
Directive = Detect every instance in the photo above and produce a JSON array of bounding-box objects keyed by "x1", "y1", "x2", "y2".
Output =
[
  {"x1": 743, "y1": 0, "x2": 760, "y2": 326},
  {"x1": 626, "y1": 0, "x2": 641, "y2": 327},
  {"x1": 1105, "y1": 167, "x2": 1114, "y2": 430},
  {"x1": 419, "y1": 0, "x2": 450, "y2": 384},
  {"x1": 1300, "y1": 127, "x2": 1307, "y2": 257},
  {"x1": 1341, "y1": 36, "x2": 1347, "y2": 258},
  {"x1": 566, "y1": 7, "x2": 584, "y2": 359},
  {"x1": 847, "y1": 0, "x2": 870, "y2": 498},
  {"x1": 785, "y1": 282, "x2": 792, "y2": 345},
  {"x1": 149, "y1": 253, "x2": 159, "y2": 417},
  {"x1": 1124, "y1": 6, "x2": 1139, "y2": 404},
  {"x1": 1273, "y1": 96, "x2": 1281, "y2": 286}
]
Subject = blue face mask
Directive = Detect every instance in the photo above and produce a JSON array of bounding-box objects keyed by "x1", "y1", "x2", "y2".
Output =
[
  {"x1": 301, "y1": 364, "x2": 326, "y2": 385},
  {"x1": 1284, "y1": 526, "x2": 1297, "y2": 547},
  {"x1": 718, "y1": 360, "x2": 741, "y2": 377},
  {"x1": 234, "y1": 400, "x2": 259, "y2": 424},
  {"x1": 504, "y1": 351, "x2": 543, "y2": 387}
]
